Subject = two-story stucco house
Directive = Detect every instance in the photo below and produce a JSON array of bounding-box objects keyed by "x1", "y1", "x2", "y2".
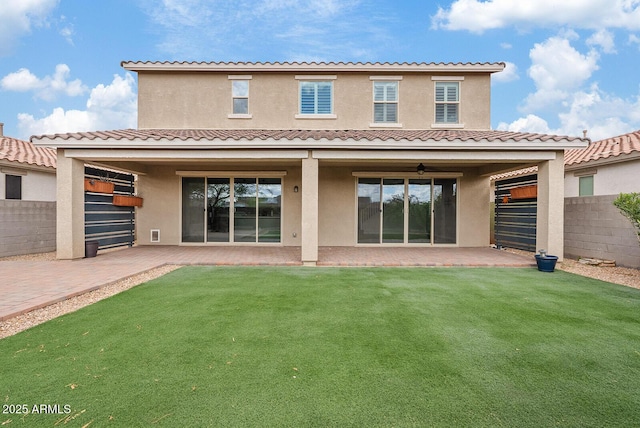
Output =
[{"x1": 32, "y1": 61, "x2": 587, "y2": 264}]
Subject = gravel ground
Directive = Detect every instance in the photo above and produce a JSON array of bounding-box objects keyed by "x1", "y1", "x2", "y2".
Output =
[
  {"x1": 0, "y1": 250, "x2": 638, "y2": 339},
  {"x1": 504, "y1": 248, "x2": 640, "y2": 290}
]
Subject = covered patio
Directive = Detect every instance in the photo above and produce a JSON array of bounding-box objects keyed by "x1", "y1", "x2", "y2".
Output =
[
  {"x1": 84, "y1": 245, "x2": 535, "y2": 267},
  {"x1": 1, "y1": 245, "x2": 534, "y2": 320}
]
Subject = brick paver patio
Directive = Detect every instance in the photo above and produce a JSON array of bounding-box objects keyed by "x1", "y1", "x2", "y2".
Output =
[{"x1": 0, "y1": 246, "x2": 533, "y2": 321}]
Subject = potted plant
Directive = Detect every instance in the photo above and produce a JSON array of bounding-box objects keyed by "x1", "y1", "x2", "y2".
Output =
[
  {"x1": 534, "y1": 249, "x2": 558, "y2": 272},
  {"x1": 113, "y1": 194, "x2": 143, "y2": 207},
  {"x1": 84, "y1": 177, "x2": 115, "y2": 194}
]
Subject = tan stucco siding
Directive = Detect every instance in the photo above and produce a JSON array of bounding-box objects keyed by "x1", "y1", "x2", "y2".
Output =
[
  {"x1": 318, "y1": 167, "x2": 356, "y2": 246},
  {"x1": 136, "y1": 166, "x2": 181, "y2": 245},
  {"x1": 137, "y1": 72, "x2": 493, "y2": 130},
  {"x1": 457, "y1": 172, "x2": 490, "y2": 246}
]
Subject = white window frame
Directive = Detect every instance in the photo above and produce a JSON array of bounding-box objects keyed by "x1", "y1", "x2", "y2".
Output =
[
  {"x1": 295, "y1": 75, "x2": 337, "y2": 119},
  {"x1": 432, "y1": 76, "x2": 464, "y2": 129},
  {"x1": 370, "y1": 76, "x2": 402, "y2": 128},
  {"x1": 228, "y1": 75, "x2": 252, "y2": 119}
]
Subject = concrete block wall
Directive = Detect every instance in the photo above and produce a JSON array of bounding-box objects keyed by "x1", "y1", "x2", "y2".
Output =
[
  {"x1": 565, "y1": 195, "x2": 640, "y2": 268},
  {"x1": 0, "y1": 200, "x2": 56, "y2": 257}
]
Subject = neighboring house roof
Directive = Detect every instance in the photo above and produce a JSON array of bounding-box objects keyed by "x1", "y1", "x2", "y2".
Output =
[
  {"x1": 0, "y1": 136, "x2": 56, "y2": 169},
  {"x1": 31, "y1": 128, "x2": 586, "y2": 149},
  {"x1": 564, "y1": 129, "x2": 640, "y2": 166},
  {"x1": 491, "y1": 129, "x2": 640, "y2": 181},
  {"x1": 121, "y1": 61, "x2": 506, "y2": 74}
]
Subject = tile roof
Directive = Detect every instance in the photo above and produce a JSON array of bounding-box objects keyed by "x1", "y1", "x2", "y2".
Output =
[
  {"x1": 32, "y1": 128, "x2": 585, "y2": 144},
  {"x1": 491, "y1": 129, "x2": 640, "y2": 180},
  {"x1": 121, "y1": 61, "x2": 506, "y2": 73},
  {"x1": 564, "y1": 129, "x2": 640, "y2": 166},
  {"x1": 0, "y1": 136, "x2": 56, "y2": 169},
  {"x1": 490, "y1": 167, "x2": 538, "y2": 181}
]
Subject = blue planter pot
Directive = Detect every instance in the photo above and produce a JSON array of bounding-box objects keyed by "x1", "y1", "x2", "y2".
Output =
[{"x1": 535, "y1": 254, "x2": 558, "y2": 272}]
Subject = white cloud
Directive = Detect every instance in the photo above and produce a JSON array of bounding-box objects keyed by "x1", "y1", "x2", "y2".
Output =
[
  {"x1": 17, "y1": 74, "x2": 137, "y2": 137},
  {"x1": 630, "y1": 34, "x2": 640, "y2": 48},
  {"x1": 587, "y1": 29, "x2": 616, "y2": 53},
  {"x1": 499, "y1": 84, "x2": 640, "y2": 140},
  {"x1": 1, "y1": 64, "x2": 88, "y2": 101},
  {"x1": 521, "y1": 36, "x2": 599, "y2": 111},
  {"x1": 492, "y1": 61, "x2": 519, "y2": 83},
  {"x1": 0, "y1": 0, "x2": 59, "y2": 55},
  {"x1": 497, "y1": 114, "x2": 552, "y2": 134},
  {"x1": 431, "y1": 0, "x2": 640, "y2": 33},
  {"x1": 497, "y1": 30, "x2": 640, "y2": 140}
]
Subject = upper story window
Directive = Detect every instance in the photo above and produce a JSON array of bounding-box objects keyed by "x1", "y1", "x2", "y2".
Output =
[
  {"x1": 228, "y1": 75, "x2": 252, "y2": 119},
  {"x1": 373, "y1": 81, "x2": 398, "y2": 124},
  {"x1": 295, "y1": 76, "x2": 337, "y2": 118},
  {"x1": 5, "y1": 174, "x2": 22, "y2": 200},
  {"x1": 435, "y1": 81, "x2": 459, "y2": 124},
  {"x1": 300, "y1": 81, "x2": 333, "y2": 115}
]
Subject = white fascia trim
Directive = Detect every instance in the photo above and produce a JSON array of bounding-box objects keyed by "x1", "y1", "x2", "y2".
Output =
[
  {"x1": 295, "y1": 75, "x2": 337, "y2": 80},
  {"x1": 314, "y1": 150, "x2": 558, "y2": 161},
  {"x1": 432, "y1": 76, "x2": 465, "y2": 81},
  {"x1": 0, "y1": 167, "x2": 28, "y2": 176},
  {"x1": 353, "y1": 171, "x2": 463, "y2": 178},
  {"x1": 40, "y1": 138, "x2": 589, "y2": 151},
  {"x1": 63, "y1": 149, "x2": 310, "y2": 160},
  {"x1": 177, "y1": 170, "x2": 287, "y2": 177},
  {"x1": 370, "y1": 76, "x2": 403, "y2": 81}
]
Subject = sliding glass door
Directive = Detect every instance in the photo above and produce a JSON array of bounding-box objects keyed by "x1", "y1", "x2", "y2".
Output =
[
  {"x1": 408, "y1": 179, "x2": 431, "y2": 243},
  {"x1": 357, "y1": 177, "x2": 456, "y2": 244},
  {"x1": 182, "y1": 177, "x2": 281, "y2": 243},
  {"x1": 207, "y1": 179, "x2": 231, "y2": 242}
]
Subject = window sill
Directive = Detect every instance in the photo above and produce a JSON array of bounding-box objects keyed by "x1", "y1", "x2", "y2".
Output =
[
  {"x1": 228, "y1": 114, "x2": 253, "y2": 119},
  {"x1": 295, "y1": 114, "x2": 337, "y2": 120},
  {"x1": 369, "y1": 123, "x2": 403, "y2": 128},
  {"x1": 431, "y1": 123, "x2": 464, "y2": 129}
]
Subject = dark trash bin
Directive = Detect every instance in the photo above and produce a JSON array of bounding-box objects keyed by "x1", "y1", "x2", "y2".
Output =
[
  {"x1": 85, "y1": 240, "x2": 99, "y2": 258},
  {"x1": 535, "y1": 254, "x2": 558, "y2": 272}
]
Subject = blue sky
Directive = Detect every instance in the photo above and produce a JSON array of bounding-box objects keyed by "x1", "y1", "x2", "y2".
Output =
[{"x1": 1, "y1": 0, "x2": 639, "y2": 141}]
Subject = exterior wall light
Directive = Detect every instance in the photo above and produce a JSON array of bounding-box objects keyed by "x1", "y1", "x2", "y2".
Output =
[{"x1": 417, "y1": 163, "x2": 426, "y2": 175}]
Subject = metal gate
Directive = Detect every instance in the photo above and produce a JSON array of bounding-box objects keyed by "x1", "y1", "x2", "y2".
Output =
[
  {"x1": 85, "y1": 166, "x2": 136, "y2": 250},
  {"x1": 494, "y1": 174, "x2": 537, "y2": 252}
]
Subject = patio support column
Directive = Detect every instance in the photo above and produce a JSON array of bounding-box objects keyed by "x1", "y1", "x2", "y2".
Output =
[
  {"x1": 301, "y1": 154, "x2": 319, "y2": 266},
  {"x1": 56, "y1": 150, "x2": 85, "y2": 259},
  {"x1": 536, "y1": 153, "x2": 564, "y2": 260}
]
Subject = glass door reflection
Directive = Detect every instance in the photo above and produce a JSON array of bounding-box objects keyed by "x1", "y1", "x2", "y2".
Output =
[
  {"x1": 382, "y1": 179, "x2": 404, "y2": 243},
  {"x1": 408, "y1": 179, "x2": 431, "y2": 243},
  {"x1": 234, "y1": 178, "x2": 257, "y2": 242},
  {"x1": 207, "y1": 178, "x2": 230, "y2": 242}
]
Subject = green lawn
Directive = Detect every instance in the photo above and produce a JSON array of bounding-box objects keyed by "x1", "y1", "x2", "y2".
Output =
[{"x1": 2, "y1": 267, "x2": 640, "y2": 427}]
